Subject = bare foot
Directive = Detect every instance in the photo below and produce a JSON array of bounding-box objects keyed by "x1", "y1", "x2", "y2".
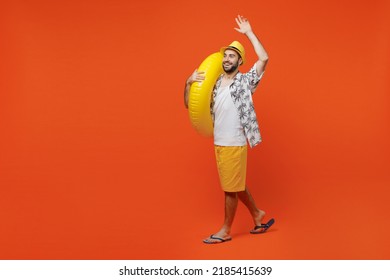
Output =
[
  {"x1": 203, "y1": 229, "x2": 232, "y2": 244},
  {"x1": 253, "y1": 209, "x2": 266, "y2": 226}
]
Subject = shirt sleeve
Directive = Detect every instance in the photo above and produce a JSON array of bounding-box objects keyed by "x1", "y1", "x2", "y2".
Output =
[{"x1": 245, "y1": 62, "x2": 265, "y2": 94}]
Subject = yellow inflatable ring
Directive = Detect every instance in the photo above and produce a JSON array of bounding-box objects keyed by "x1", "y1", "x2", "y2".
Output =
[{"x1": 188, "y1": 52, "x2": 223, "y2": 137}]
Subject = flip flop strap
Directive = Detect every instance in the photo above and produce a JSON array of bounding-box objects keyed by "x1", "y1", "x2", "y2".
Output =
[
  {"x1": 210, "y1": 235, "x2": 224, "y2": 241},
  {"x1": 254, "y1": 224, "x2": 268, "y2": 230}
]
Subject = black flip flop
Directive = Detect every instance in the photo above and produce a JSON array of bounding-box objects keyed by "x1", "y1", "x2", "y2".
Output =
[
  {"x1": 250, "y1": 218, "x2": 275, "y2": 234},
  {"x1": 203, "y1": 235, "x2": 232, "y2": 244}
]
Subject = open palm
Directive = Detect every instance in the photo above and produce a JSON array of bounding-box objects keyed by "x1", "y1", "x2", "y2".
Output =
[{"x1": 234, "y1": 15, "x2": 252, "y2": 34}]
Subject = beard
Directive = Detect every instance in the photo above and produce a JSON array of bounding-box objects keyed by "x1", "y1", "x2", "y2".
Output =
[{"x1": 223, "y1": 61, "x2": 239, "y2": 74}]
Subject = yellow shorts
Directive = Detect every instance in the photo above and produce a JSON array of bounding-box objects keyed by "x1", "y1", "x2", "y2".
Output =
[{"x1": 214, "y1": 145, "x2": 247, "y2": 192}]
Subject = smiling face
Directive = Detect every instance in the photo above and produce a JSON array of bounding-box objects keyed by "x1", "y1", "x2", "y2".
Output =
[{"x1": 222, "y1": 49, "x2": 242, "y2": 74}]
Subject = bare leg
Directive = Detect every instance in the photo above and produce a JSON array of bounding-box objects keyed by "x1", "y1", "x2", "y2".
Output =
[
  {"x1": 203, "y1": 192, "x2": 238, "y2": 243},
  {"x1": 238, "y1": 186, "x2": 265, "y2": 226}
]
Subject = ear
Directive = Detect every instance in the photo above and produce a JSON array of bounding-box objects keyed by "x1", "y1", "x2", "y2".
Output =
[{"x1": 239, "y1": 57, "x2": 243, "y2": 65}]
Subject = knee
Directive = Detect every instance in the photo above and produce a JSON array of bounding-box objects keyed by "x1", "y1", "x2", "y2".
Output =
[{"x1": 225, "y1": 191, "x2": 238, "y2": 198}]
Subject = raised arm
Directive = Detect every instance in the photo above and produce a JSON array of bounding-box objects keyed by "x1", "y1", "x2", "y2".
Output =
[
  {"x1": 184, "y1": 69, "x2": 205, "y2": 109},
  {"x1": 234, "y1": 15, "x2": 269, "y2": 75}
]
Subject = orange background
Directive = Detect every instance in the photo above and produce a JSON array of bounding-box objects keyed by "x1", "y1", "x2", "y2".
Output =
[{"x1": 1, "y1": 0, "x2": 389, "y2": 259}]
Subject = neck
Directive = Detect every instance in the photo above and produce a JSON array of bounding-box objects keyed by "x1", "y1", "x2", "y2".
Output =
[{"x1": 223, "y1": 70, "x2": 239, "y2": 80}]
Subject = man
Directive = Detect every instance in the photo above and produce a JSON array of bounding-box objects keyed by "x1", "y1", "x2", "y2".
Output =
[{"x1": 184, "y1": 15, "x2": 274, "y2": 244}]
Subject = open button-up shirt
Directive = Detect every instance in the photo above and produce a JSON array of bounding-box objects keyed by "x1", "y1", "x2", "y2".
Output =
[{"x1": 211, "y1": 63, "x2": 264, "y2": 148}]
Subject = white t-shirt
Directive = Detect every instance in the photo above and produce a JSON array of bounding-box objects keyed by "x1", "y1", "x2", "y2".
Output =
[{"x1": 213, "y1": 84, "x2": 246, "y2": 146}]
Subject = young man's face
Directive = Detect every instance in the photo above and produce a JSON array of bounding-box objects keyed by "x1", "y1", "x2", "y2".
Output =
[{"x1": 223, "y1": 49, "x2": 242, "y2": 74}]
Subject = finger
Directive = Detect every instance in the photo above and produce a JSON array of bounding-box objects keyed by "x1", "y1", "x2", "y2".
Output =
[
  {"x1": 235, "y1": 17, "x2": 241, "y2": 25},
  {"x1": 194, "y1": 78, "x2": 204, "y2": 83}
]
